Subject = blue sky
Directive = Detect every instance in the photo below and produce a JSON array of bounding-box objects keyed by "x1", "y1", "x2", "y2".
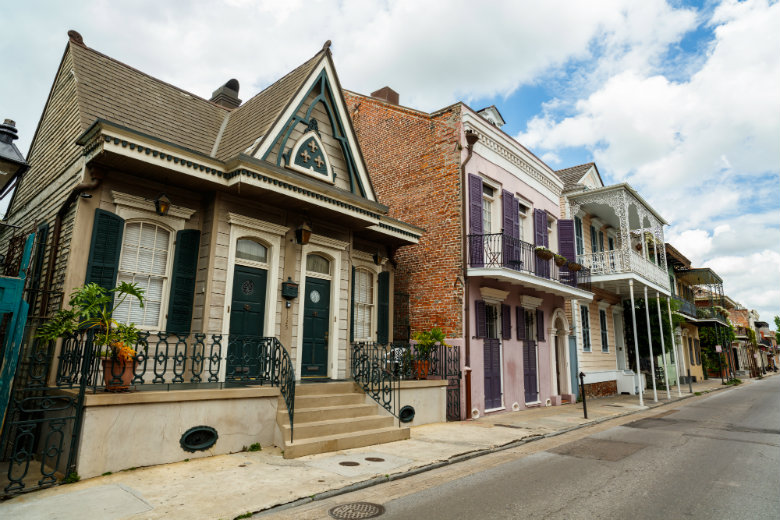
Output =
[{"x1": 1, "y1": 0, "x2": 778, "y2": 324}]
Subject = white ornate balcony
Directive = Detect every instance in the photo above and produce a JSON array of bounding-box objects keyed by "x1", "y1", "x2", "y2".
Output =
[{"x1": 568, "y1": 183, "x2": 671, "y2": 295}]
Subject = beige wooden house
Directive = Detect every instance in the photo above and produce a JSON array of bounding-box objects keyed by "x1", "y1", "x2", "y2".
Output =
[{"x1": 1, "y1": 31, "x2": 433, "y2": 477}]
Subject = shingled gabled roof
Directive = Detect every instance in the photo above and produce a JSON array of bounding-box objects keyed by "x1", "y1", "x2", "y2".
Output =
[
  {"x1": 555, "y1": 162, "x2": 603, "y2": 190},
  {"x1": 67, "y1": 35, "x2": 327, "y2": 161},
  {"x1": 214, "y1": 52, "x2": 324, "y2": 160}
]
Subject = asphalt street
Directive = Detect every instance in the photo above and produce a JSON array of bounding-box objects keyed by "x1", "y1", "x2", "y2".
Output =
[{"x1": 377, "y1": 376, "x2": 780, "y2": 519}]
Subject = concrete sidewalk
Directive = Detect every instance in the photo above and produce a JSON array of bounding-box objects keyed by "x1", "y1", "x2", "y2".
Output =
[{"x1": 0, "y1": 376, "x2": 758, "y2": 520}]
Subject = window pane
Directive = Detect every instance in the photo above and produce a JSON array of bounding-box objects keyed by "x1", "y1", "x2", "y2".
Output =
[
  {"x1": 236, "y1": 239, "x2": 267, "y2": 263},
  {"x1": 353, "y1": 270, "x2": 373, "y2": 340},
  {"x1": 116, "y1": 222, "x2": 170, "y2": 329},
  {"x1": 307, "y1": 254, "x2": 330, "y2": 275}
]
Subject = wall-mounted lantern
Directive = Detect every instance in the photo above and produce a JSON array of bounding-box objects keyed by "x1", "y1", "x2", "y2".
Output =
[
  {"x1": 295, "y1": 222, "x2": 312, "y2": 245},
  {"x1": 154, "y1": 192, "x2": 171, "y2": 216}
]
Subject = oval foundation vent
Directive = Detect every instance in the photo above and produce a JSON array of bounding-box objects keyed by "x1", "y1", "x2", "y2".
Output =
[{"x1": 180, "y1": 425, "x2": 218, "y2": 452}]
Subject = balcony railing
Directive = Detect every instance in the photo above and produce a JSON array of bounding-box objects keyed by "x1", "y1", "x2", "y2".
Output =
[
  {"x1": 576, "y1": 248, "x2": 669, "y2": 290},
  {"x1": 673, "y1": 296, "x2": 697, "y2": 317},
  {"x1": 467, "y1": 233, "x2": 591, "y2": 292},
  {"x1": 695, "y1": 306, "x2": 729, "y2": 323}
]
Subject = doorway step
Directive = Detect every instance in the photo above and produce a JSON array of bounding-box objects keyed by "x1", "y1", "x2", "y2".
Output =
[{"x1": 276, "y1": 381, "x2": 409, "y2": 458}]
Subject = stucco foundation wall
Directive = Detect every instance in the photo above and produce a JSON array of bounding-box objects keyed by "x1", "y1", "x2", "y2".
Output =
[
  {"x1": 76, "y1": 389, "x2": 280, "y2": 479},
  {"x1": 398, "y1": 380, "x2": 448, "y2": 426}
]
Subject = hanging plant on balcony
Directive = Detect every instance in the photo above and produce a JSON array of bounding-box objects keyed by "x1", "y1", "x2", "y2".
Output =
[
  {"x1": 534, "y1": 246, "x2": 554, "y2": 261},
  {"x1": 567, "y1": 261, "x2": 583, "y2": 272},
  {"x1": 553, "y1": 254, "x2": 568, "y2": 267}
]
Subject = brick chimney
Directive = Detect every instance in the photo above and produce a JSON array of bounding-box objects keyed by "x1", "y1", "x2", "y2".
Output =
[
  {"x1": 370, "y1": 86, "x2": 399, "y2": 105},
  {"x1": 210, "y1": 79, "x2": 242, "y2": 109}
]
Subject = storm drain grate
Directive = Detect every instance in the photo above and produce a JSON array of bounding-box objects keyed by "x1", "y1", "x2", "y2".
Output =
[{"x1": 328, "y1": 502, "x2": 385, "y2": 519}]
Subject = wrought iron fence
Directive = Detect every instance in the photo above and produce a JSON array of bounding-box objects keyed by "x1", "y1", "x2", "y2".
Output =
[
  {"x1": 695, "y1": 306, "x2": 729, "y2": 324},
  {"x1": 351, "y1": 341, "x2": 461, "y2": 420},
  {"x1": 467, "y1": 233, "x2": 591, "y2": 291},
  {"x1": 672, "y1": 296, "x2": 697, "y2": 317},
  {"x1": 54, "y1": 330, "x2": 296, "y2": 438}
]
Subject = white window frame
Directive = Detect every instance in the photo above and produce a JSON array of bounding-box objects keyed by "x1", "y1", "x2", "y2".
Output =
[
  {"x1": 482, "y1": 183, "x2": 495, "y2": 234},
  {"x1": 352, "y1": 252, "x2": 382, "y2": 342},
  {"x1": 114, "y1": 220, "x2": 175, "y2": 331},
  {"x1": 581, "y1": 305, "x2": 592, "y2": 352},
  {"x1": 110, "y1": 190, "x2": 196, "y2": 332},
  {"x1": 517, "y1": 195, "x2": 531, "y2": 243}
]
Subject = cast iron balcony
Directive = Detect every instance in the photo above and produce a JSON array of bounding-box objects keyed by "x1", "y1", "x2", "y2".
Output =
[{"x1": 467, "y1": 232, "x2": 591, "y2": 292}]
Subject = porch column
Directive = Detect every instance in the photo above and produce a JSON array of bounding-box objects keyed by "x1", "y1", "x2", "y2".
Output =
[
  {"x1": 628, "y1": 280, "x2": 643, "y2": 406},
  {"x1": 644, "y1": 286, "x2": 658, "y2": 402},
  {"x1": 549, "y1": 327, "x2": 559, "y2": 396},
  {"x1": 656, "y1": 292, "x2": 670, "y2": 400},
  {"x1": 667, "y1": 298, "x2": 683, "y2": 396}
]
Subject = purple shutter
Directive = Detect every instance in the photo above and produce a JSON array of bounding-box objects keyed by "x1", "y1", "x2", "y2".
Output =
[
  {"x1": 558, "y1": 219, "x2": 576, "y2": 286},
  {"x1": 516, "y1": 306, "x2": 526, "y2": 340},
  {"x1": 468, "y1": 174, "x2": 484, "y2": 268},
  {"x1": 536, "y1": 308, "x2": 545, "y2": 342},
  {"x1": 533, "y1": 209, "x2": 549, "y2": 278},
  {"x1": 475, "y1": 300, "x2": 487, "y2": 338},
  {"x1": 502, "y1": 190, "x2": 515, "y2": 267},
  {"x1": 501, "y1": 304, "x2": 511, "y2": 340}
]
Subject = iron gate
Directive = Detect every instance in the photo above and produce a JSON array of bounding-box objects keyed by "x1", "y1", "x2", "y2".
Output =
[
  {"x1": 0, "y1": 326, "x2": 90, "y2": 497},
  {"x1": 442, "y1": 345, "x2": 461, "y2": 421}
]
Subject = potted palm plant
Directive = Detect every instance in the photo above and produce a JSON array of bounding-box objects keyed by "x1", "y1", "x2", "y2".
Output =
[
  {"x1": 37, "y1": 282, "x2": 145, "y2": 391},
  {"x1": 411, "y1": 327, "x2": 449, "y2": 379}
]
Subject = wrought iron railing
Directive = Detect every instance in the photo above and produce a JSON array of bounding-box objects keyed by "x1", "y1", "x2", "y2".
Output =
[
  {"x1": 351, "y1": 341, "x2": 456, "y2": 418},
  {"x1": 351, "y1": 342, "x2": 401, "y2": 418},
  {"x1": 576, "y1": 248, "x2": 669, "y2": 290},
  {"x1": 54, "y1": 330, "x2": 296, "y2": 439},
  {"x1": 672, "y1": 296, "x2": 697, "y2": 317},
  {"x1": 467, "y1": 233, "x2": 591, "y2": 292},
  {"x1": 695, "y1": 306, "x2": 729, "y2": 324}
]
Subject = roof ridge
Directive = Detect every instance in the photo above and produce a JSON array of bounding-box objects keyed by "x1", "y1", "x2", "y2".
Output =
[{"x1": 69, "y1": 40, "x2": 230, "y2": 113}]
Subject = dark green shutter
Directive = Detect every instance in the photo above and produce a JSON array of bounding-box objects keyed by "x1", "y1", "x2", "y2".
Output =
[
  {"x1": 85, "y1": 209, "x2": 124, "y2": 291},
  {"x1": 350, "y1": 266, "x2": 356, "y2": 342},
  {"x1": 377, "y1": 271, "x2": 390, "y2": 345},
  {"x1": 166, "y1": 229, "x2": 201, "y2": 334}
]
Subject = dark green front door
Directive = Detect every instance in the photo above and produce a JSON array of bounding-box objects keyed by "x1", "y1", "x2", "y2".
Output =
[
  {"x1": 301, "y1": 277, "x2": 330, "y2": 377},
  {"x1": 229, "y1": 265, "x2": 267, "y2": 335}
]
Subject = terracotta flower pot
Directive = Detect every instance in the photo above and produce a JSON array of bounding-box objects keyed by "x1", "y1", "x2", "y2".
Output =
[
  {"x1": 412, "y1": 360, "x2": 430, "y2": 380},
  {"x1": 102, "y1": 358, "x2": 136, "y2": 392}
]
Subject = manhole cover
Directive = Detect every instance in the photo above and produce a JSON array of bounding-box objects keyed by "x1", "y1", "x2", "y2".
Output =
[
  {"x1": 328, "y1": 502, "x2": 385, "y2": 519},
  {"x1": 365, "y1": 457, "x2": 385, "y2": 462},
  {"x1": 339, "y1": 461, "x2": 360, "y2": 466}
]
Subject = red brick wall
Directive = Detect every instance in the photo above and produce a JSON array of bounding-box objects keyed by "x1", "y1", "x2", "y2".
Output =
[
  {"x1": 344, "y1": 92, "x2": 464, "y2": 337},
  {"x1": 583, "y1": 380, "x2": 618, "y2": 398}
]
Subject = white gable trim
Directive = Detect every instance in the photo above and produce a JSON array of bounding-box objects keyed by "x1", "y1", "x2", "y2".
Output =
[
  {"x1": 286, "y1": 130, "x2": 335, "y2": 184},
  {"x1": 252, "y1": 57, "x2": 375, "y2": 201}
]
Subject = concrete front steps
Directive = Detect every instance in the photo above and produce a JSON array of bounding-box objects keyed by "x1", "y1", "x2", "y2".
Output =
[{"x1": 277, "y1": 381, "x2": 410, "y2": 459}]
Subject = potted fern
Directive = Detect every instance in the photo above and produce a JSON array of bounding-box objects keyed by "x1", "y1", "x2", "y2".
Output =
[
  {"x1": 411, "y1": 327, "x2": 450, "y2": 379},
  {"x1": 37, "y1": 282, "x2": 145, "y2": 391}
]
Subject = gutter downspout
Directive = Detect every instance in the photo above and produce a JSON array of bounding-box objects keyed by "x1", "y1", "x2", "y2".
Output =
[
  {"x1": 460, "y1": 129, "x2": 478, "y2": 420},
  {"x1": 40, "y1": 166, "x2": 103, "y2": 315}
]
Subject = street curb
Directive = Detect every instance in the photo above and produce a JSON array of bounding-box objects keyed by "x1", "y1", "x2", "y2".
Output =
[{"x1": 252, "y1": 382, "x2": 735, "y2": 518}]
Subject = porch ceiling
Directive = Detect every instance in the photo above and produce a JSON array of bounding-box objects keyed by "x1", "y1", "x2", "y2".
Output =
[
  {"x1": 675, "y1": 267, "x2": 723, "y2": 286},
  {"x1": 589, "y1": 272, "x2": 671, "y2": 299},
  {"x1": 467, "y1": 268, "x2": 593, "y2": 301}
]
